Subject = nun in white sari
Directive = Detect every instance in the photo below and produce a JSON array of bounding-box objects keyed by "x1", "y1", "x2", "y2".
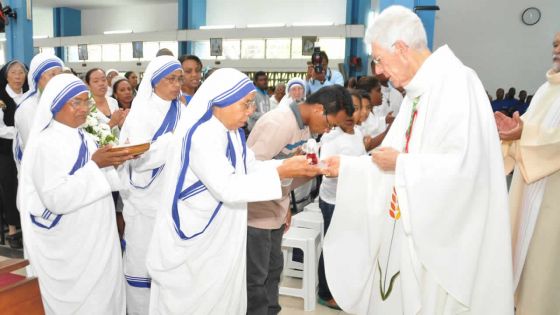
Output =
[
  {"x1": 118, "y1": 55, "x2": 185, "y2": 315},
  {"x1": 17, "y1": 74, "x2": 126, "y2": 314},
  {"x1": 277, "y1": 77, "x2": 306, "y2": 109},
  {"x1": 146, "y1": 68, "x2": 320, "y2": 314},
  {"x1": 13, "y1": 53, "x2": 63, "y2": 165}
]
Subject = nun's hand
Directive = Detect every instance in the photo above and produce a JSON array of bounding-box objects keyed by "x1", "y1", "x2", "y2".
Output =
[
  {"x1": 277, "y1": 156, "x2": 321, "y2": 180},
  {"x1": 91, "y1": 145, "x2": 135, "y2": 168}
]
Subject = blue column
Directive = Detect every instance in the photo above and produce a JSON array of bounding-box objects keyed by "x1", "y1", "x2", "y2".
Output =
[
  {"x1": 379, "y1": 0, "x2": 437, "y2": 50},
  {"x1": 53, "y1": 7, "x2": 81, "y2": 61},
  {"x1": 345, "y1": 0, "x2": 371, "y2": 78},
  {"x1": 5, "y1": 0, "x2": 33, "y2": 66},
  {"x1": 178, "y1": 0, "x2": 206, "y2": 56}
]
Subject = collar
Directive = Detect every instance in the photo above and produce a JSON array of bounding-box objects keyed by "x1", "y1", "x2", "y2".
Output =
[
  {"x1": 151, "y1": 92, "x2": 174, "y2": 114},
  {"x1": 256, "y1": 87, "x2": 268, "y2": 95},
  {"x1": 51, "y1": 119, "x2": 78, "y2": 134},
  {"x1": 404, "y1": 45, "x2": 451, "y2": 99},
  {"x1": 546, "y1": 68, "x2": 560, "y2": 85},
  {"x1": 5, "y1": 85, "x2": 22, "y2": 99},
  {"x1": 289, "y1": 101, "x2": 305, "y2": 130}
]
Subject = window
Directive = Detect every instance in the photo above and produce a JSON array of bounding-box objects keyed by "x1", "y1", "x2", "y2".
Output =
[
  {"x1": 66, "y1": 45, "x2": 79, "y2": 62},
  {"x1": 223, "y1": 39, "x2": 240, "y2": 60},
  {"x1": 241, "y1": 39, "x2": 265, "y2": 59},
  {"x1": 120, "y1": 43, "x2": 134, "y2": 61},
  {"x1": 102, "y1": 44, "x2": 120, "y2": 62},
  {"x1": 193, "y1": 41, "x2": 210, "y2": 59},
  {"x1": 141, "y1": 42, "x2": 160, "y2": 61},
  {"x1": 266, "y1": 38, "x2": 290, "y2": 59},
  {"x1": 87, "y1": 44, "x2": 102, "y2": 62}
]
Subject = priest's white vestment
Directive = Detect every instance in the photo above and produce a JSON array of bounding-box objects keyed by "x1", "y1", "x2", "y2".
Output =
[{"x1": 323, "y1": 45, "x2": 514, "y2": 315}]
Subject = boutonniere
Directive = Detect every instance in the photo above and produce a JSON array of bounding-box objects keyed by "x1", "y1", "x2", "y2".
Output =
[{"x1": 0, "y1": 100, "x2": 6, "y2": 110}]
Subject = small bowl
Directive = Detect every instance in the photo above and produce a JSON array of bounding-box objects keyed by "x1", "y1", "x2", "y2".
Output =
[{"x1": 108, "y1": 142, "x2": 150, "y2": 156}]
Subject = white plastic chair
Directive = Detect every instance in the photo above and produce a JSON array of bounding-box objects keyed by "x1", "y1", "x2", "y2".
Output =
[{"x1": 280, "y1": 226, "x2": 321, "y2": 311}]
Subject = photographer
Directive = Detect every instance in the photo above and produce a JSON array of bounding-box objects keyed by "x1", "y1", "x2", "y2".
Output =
[{"x1": 306, "y1": 50, "x2": 344, "y2": 94}]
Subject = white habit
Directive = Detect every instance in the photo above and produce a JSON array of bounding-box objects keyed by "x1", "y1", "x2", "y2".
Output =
[
  {"x1": 18, "y1": 74, "x2": 125, "y2": 314},
  {"x1": 147, "y1": 69, "x2": 282, "y2": 314},
  {"x1": 118, "y1": 56, "x2": 184, "y2": 315}
]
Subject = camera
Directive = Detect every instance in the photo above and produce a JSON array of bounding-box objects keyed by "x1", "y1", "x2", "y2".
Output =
[{"x1": 311, "y1": 47, "x2": 323, "y2": 74}]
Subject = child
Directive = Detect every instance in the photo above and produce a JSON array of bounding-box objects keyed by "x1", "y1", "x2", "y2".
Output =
[{"x1": 316, "y1": 90, "x2": 367, "y2": 309}]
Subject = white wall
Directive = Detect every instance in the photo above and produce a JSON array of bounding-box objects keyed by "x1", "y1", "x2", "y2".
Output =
[
  {"x1": 32, "y1": 6, "x2": 54, "y2": 37},
  {"x1": 206, "y1": 0, "x2": 346, "y2": 26},
  {"x1": 433, "y1": 0, "x2": 559, "y2": 96},
  {"x1": 81, "y1": 3, "x2": 178, "y2": 35}
]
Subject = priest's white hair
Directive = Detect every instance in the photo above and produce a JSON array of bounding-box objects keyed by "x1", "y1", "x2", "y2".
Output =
[{"x1": 364, "y1": 5, "x2": 428, "y2": 52}]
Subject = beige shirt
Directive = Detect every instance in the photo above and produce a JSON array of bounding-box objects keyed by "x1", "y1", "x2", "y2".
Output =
[{"x1": 247, "y1": 102, "x2": 310, "y2": 229}]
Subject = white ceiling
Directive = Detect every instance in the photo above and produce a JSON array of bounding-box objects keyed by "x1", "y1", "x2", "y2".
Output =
[{"x1": 33, "y1": 0, "x2": 177, "y2": 10}]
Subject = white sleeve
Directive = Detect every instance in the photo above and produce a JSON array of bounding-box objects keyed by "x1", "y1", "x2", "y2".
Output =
[
  {"x1": 189, "y1": 131, "x2": 282, "y2": 204},
  {"x1": 0, "y1": 110, "x2": 15, "y2": 139},
  {"x1": 32, "y1": 149, "x2": 111, "y2": 216},
  {"x1": 128, "y1": 132, "x2": 175, "y2": 172}
]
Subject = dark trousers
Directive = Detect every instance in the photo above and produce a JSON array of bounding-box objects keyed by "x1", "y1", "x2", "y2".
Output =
[
  {"x1": 318, "y1": 198, "x2": 335, "y2": 300},
  {"x1": 0, "y1": 154, "x2": 20, "y2": 227},
  {"x1": 247, "y1": 225, "x2": 285, "y2": 315}
]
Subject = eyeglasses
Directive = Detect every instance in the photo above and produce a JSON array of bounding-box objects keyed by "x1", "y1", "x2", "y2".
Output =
[
  {"x1": 243, "y1": 100, "x2": 256, "y2": 111},
  {"x1": 69, "y1": 98, "x2": 91, "y2": 110},
  {"x1": 163, "y1": 76, "x2": 185, "y2": 85}
]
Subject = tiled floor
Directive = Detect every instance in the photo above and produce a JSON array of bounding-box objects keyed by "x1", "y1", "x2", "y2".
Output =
[
  {"x1": 0, "y1": 245, "x2": 348, "y2": 314},
  {"x1": 279, "y1": 276, "x2": 350, "y2": 315}
]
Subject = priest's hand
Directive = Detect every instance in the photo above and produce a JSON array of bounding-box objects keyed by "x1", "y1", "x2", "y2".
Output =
[
  {"x1": 321, "y1": 156, "x2": 340, "y2": 177},
  {"x1": 91, "y1": 146, "x2": 136, "y2": 168},
  {"x1": 372, "y1": 147, "x2": 400, "y2": 171},
  {"x1": 277, "y1": 156, "x2": 322, "y2": 180},
  {"x1": 496, "y1": 111, "x2": 523, "y2": 141}
]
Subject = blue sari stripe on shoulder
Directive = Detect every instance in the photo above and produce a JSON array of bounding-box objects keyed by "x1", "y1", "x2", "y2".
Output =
[
  {"x1": 129, "y1": 99, "x2": 180, "y2": 189},
  {"x1": 171, "y1": 80, "x2": 251, "y2": 241},
  {"x1": 31, "y1": 130, "x2": 89, "y2": 230}
]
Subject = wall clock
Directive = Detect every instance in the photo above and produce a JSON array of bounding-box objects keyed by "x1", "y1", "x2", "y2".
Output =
[{"x1": 522, "y1": 7, "x2": 541, "y2": 26}]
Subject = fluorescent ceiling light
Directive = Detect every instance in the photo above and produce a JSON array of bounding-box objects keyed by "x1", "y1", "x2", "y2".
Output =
[
  {"x1": 33, "y1": 35, "x2": 49, "y2": 39},
  {"x1": 199, "y1": 25, "x2": 235, "y2": 30},
  {"x1": 292, "y1": 22, "x2": 334, "y2": 27},
  {"x1": 103, "y1": 30, "x2": 133, "y2": 35},
  {"x1": 0, "y1": 38, "x2": 5, "y2": 42},
  {"x1": 246, "y1": 23, "x2": 285, "y2": 28}
]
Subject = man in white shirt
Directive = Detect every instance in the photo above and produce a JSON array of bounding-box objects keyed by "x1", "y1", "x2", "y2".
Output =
[{"x1": 269, "y1": 83, "x2": 285, "y2": 110}]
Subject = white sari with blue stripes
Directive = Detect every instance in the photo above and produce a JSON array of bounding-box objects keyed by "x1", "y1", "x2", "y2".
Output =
[
  {"x1": 18, "y1": 121, "x2": 125, "y2": 314},
  {"x1": 146, "y1": 68, "x2": 284, "y2": 314}
]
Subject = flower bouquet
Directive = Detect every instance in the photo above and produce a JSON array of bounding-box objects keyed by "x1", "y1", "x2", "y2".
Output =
[{"x1": 81, "y1": 103, "x2": 118, "y2": 146}]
